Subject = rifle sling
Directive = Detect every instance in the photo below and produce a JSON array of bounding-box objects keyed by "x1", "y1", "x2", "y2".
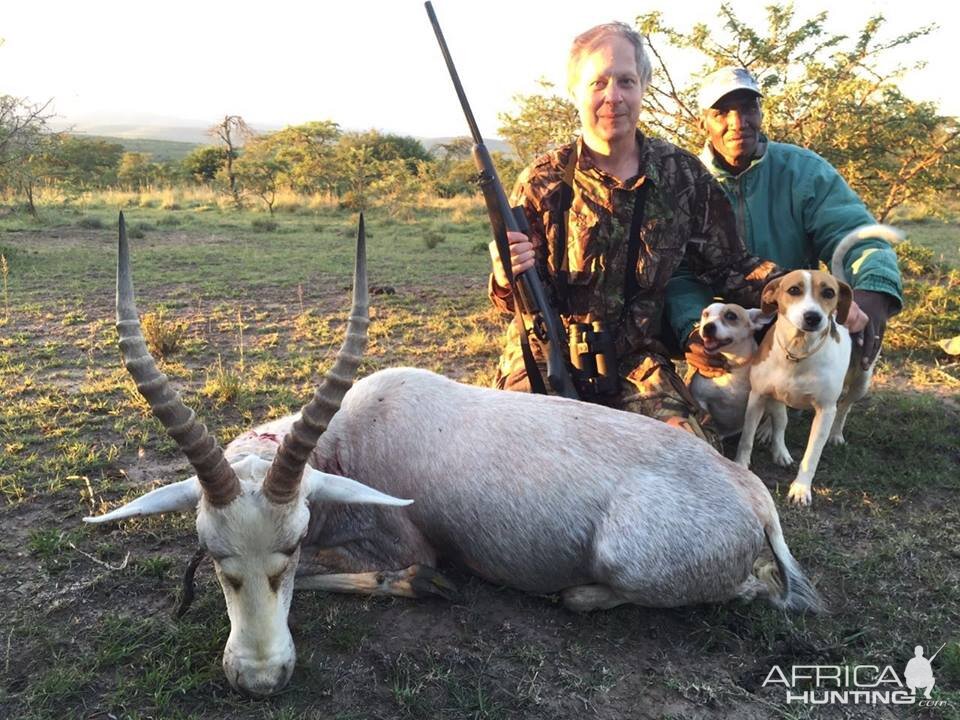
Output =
[
  {"x1": 493, "y1": 213, "x2": 548, "y2": 396},
  {"x1": 621, "y1": 180, "x2": 650, "y2": 327}
]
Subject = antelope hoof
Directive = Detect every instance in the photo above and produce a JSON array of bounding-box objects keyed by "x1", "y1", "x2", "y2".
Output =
[{"x1": 408, "y1": 564, "x2": 459, "y2": 601}]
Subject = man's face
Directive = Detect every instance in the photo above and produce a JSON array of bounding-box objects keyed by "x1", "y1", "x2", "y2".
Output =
[
  {"x1": 570, "y1": 36, "x2": 643, "y2": 151},
  {"x1": 701, "y1": 90, "x2": 763, "y2": 172}
]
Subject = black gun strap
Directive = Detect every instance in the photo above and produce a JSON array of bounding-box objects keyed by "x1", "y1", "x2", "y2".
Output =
[
  {"x1": 551, "y1": 146, "x2": 579, "y2": 312},
  {"x1": 515, "y1": 308, "x2": 547, "y2": 394},
  {"x1": 622, "y1": 180, "x2": 650, "y2": 312},
  {"x1": 494, "y1": 223, "x2": 548, "y2": 396}
]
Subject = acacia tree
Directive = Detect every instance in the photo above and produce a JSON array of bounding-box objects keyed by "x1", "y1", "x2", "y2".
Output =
[
  {"x1": 270, "y1": 120, "x2": 340, "y2": 194},
  {"x1": 6, "y1": 129, "x2": 55, "y2": 215},
  {"x1": 0, "y1": 94, "x2": 51, "y2": 168},
  {"x1": 233, "y1": 134, "x2": 284, "y2": 215},
  {"x1": 638, "y1": 5, "x2": 958, "y2": 220},
  {"x1": 117, "y1": 152, "x2": 158, "y2": 190},
  {"x1": 497, "y1": 5, "x2": 959, "y2": 220},
  {"x1": 331, "y1": 130, "x2": 431, "y2": 209},
  {"x1": 209, "y1": 115, "x2": 252, "y2": 209},
  {"x1": 182, "y1": 145, "x2": 227, "y2": 184},
  {"x1": 498, "y1": 80, "x2": 579, "y2": 165},
  {"x1": 0, "y1": 94, "x2": 53, "y2": 212}
]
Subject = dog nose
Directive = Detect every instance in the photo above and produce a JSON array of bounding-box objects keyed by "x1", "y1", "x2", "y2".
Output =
[
  {"x1": 803, "y1": 311, "x2": 822, "y2": 329},
  {"x1": 702, "y1": 322, "x2": 716, "y2": 338}
]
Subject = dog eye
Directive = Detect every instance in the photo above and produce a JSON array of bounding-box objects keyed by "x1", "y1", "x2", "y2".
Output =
[
  {"x1": 822, "y1": 288, "x2": 836, "y2": 299},
  {"x1": 787, "y1": 286, "x2": 803, "y2": 296},
  {"x1": 724, "y1": 311, "x2": 738, "y2": 322}
]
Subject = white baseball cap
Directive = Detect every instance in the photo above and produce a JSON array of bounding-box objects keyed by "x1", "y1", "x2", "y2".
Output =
[{"x1": 698, "y1": 67, "x2": 762, "y2": 110}]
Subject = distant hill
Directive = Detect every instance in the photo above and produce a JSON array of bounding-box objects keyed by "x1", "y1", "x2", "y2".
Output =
[
  {"x1": 421, "y1": 136, "x2": 513, "y2": 156},
  {"x1": 55, "y1": 114, "x2": 515, "y2": 161},
  {"x1": 70, "y1": 134, "x2": 201, "y2": 161},
  {"x1": 52, "y1": 116, "x2": 276, "y2": 148}
]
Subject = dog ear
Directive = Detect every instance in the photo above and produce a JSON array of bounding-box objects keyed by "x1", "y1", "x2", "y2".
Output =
[
  {"x1": 761, "y1": 277, "x2": 782, "y2": 315},
  {"x1": 747, "y1": 308, "x2": 775, "y2": 330},
  {"x1": 835, "y1": 281, "x2": 853, "y2": 324}
]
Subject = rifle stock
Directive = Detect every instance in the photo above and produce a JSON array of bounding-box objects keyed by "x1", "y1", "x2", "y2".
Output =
[{"x1": 426, "y1": 1, "x2": 578, "y2": 399}]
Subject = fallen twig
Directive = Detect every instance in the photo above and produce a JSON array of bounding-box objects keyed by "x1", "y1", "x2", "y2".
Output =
[{"x1": 68, "y1": 542, "x2": 130, "y2": 571}]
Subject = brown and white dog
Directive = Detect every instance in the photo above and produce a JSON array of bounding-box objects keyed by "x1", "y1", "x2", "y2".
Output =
[
  {"x1": 734, "y1": 224, "x2": 902, "y2": 505},
  {"x1": 734, "y1": 269, "x2": 867, "y2": 505},
  {"x1": 688, "y1": 302, "x2": 772, "y2": 438}
]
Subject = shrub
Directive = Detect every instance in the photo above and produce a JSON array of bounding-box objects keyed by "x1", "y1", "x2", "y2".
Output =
[
  {"x1": 77, "y1": 216, "x2": 105, "y2": 230},
  {"x1": 896, "y1": 242, "x2": 940, "y2": 278},
  {"x1": 423, "y1": 230, "x2": 445, "y2": 250},
  {"x1": 251, "y1": 218, "x2": 279, "y2": 232},
  {"x1": 141, "y1": 306, "x2": 186, "y2": 359}
]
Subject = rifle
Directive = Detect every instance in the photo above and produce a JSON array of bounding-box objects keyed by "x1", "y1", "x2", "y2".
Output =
[{"x1": 424, "y1": 1, "x2": 579, "y2": 400}]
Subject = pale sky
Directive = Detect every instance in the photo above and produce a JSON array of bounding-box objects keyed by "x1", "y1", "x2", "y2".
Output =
[{"x1": 2, "y1": 0, "x2": 956, "y2": 139}]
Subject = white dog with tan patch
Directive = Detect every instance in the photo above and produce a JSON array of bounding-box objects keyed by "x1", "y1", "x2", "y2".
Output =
[
  {"x1": 688, "y1": 302, "x2": 771, "y2": 438},
  {"x1": 734, "y1": 225, "x2": 902, "y2": 505}
]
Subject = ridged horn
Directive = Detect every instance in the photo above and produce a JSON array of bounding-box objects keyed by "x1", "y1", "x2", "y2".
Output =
[
  {"x1": 263, "y1": 214, "x2": 369, "y2": 505},
  {"x1": 116, "y1": 211, "x2": 240, "y2": 507}
]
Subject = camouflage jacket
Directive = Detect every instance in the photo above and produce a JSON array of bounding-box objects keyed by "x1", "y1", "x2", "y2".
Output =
[{"x1": 489, "y1": 132, "x2": 779, "y2": 380}]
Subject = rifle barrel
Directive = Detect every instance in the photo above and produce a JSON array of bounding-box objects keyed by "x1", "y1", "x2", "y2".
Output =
[{"x1": 424, "y1": 2, "x2": 483, "y2": 144}]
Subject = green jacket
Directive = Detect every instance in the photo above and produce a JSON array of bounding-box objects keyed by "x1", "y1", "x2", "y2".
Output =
[{"x1": 665, "y1": 138, "x2": 904, "y2": 342}]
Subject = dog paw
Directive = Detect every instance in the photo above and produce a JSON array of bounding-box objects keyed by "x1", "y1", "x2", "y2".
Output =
[
  {"x1": 787, "y1": 482, "x2": 812, "y2": 506},
  {"x1": 827, "y1": 433, "x2": 846, "y2": 446},
  {"x1": 770, "y1": 446, "x2": 794, "y2": 466},
  {"x1": 734, "y1": 453, "x2": 751, "y2": 468}
]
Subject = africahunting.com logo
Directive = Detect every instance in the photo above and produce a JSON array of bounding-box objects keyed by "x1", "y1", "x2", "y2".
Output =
[{"x1": 763, "y1": 643, "x2": 951, "y2": 707}]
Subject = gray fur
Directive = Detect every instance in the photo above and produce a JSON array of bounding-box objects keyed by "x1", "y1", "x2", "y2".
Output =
[{"x1": 301, "y1": 367, "x2": 822, "y2": 611}]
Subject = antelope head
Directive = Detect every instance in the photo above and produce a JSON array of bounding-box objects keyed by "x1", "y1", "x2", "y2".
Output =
[{"x1": 85, "y1": 213, "x2": 409, "y2": 696}]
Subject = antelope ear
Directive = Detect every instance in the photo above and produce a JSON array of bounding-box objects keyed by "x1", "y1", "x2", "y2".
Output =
[
  {"x1": 761, "y1": 277, "x2": 782, "y2": 316},
  {"x1": 303, "y1": 467, "x2": 413, "y2": 507},
  {"x1": 84, "y1": 477, "x2": 201, "y2": 524},
  {"x1": 231, "y1": 454, "x2": 272, "y2": 482}
]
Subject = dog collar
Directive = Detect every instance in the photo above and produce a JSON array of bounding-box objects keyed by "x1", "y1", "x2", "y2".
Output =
[{"x1": 777, "y1": 324, "x2": 832, "y2": 362}]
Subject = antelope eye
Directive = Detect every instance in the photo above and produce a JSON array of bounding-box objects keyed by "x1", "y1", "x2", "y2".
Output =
[
  {"x1": 724, "y1": 311, "x2": 738, "y2": 322},
  {"x1": 224, "y1": 574, "x2": 243, "y2": 591},
  {"x1": 822, "y1": 287, "x2": 836, "y2": 299},
  {"x1": 787, "y1": 286, "x2": 803, "y2": 296}
]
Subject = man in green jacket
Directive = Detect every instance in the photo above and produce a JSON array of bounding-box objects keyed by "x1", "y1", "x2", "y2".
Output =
[{"x1": 669, "y1": 67, "x2": 903, "y2": 370}]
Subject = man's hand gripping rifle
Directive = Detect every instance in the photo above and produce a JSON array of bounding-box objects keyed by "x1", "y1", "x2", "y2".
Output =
[{"x1": 425, "y1": 2, "x2": 578, "y2": 400}]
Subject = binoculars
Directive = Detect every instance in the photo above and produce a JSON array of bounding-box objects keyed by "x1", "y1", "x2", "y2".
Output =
[{"x1": 568, "y1": 321, "x2": 619, "y2": 399}]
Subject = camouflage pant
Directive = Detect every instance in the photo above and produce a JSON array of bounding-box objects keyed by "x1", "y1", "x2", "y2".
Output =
[{"x1": 495, "y1": 353, "x2": 722, "y2": 451}]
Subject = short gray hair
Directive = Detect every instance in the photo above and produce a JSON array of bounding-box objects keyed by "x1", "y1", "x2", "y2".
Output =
[{"x1": 567, "y1": 22, "x2": 652, "y2": 94}]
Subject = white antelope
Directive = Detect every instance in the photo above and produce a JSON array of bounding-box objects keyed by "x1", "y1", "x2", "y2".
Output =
[{"x1": 87, "y1": 213, "x2": 822, "y2": 697}]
